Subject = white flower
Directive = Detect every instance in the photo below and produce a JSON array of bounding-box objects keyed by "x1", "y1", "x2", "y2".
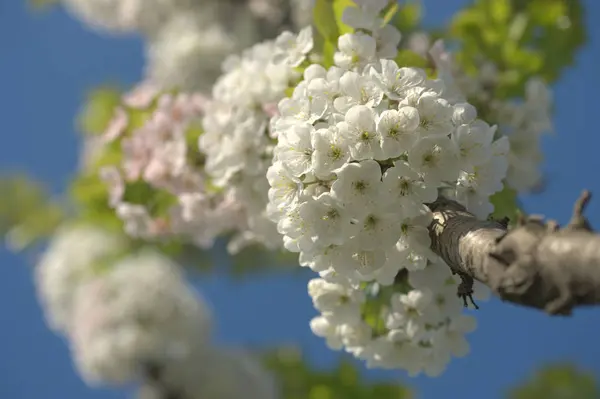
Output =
[
  {"x1": 381, "y1": 161, "x2": 438, "y2": 216},
  {"x1": 99, "y1": 166, "x2": 125, "y2": 207},
  {"x1": 431, "y1": 314, "x2": 477, "y2": 358},
  {"x1": 355, "y1": 209, "x2": 402, "y2": 250},
  {"x1": 428, "y1": 40, "x2": 466, "y2": 104},
  {"x1": 330, "y1": 160, "x2": 384, "y2": 217},
  {"x1": 273, "y1": 26, "x2": 314, "y2": 67},
  {"x1": 311, "y1": 126, "x2": 352, "y2": 179},
  {"x1": 298, "y1": 193, "x2": 356, "y2": 247},
  {"x1": 334, "y1": 71, "x2": 384, "y2": 113},
  {"x1": 429, "y1": 283, "x2": 464, "y2": 321},
  {"x1": 452, "y1": 120, "x2": 495, "y2": 171},
  {"x1": 70, "y1": 250, "x2": 212, "y2": 385},
  {"x1": 308, "y1": 244, "x2": 353, "y2": 273},
  {"x1": 304, "y1": 64, "x2": 327, "y2": 81},
  {"x1": 386, "y1": 290, "x2": 432, "y2": 338},
  {"x1": 146, "y1": 345, "x2": 278, "y2": 399},
  {"x1": 115, "y1": 203, "x2": 157, "y2": 239},
  {"x1": 61, "y1": 0, "x2": 199, "y2": 35},
  {"x1": 308, "y1": 278, "x2": 364, "y2": 323},
  {"x1": 337, "y1": 105, "x2": 383, "y2": 160},
  {"x1": 407, "y1": 136, "x2": 459, "y2": 184},
  {"x1": 373, "y1": 25, "x2": 402, "y2": 59},
  {"x1": 276, "y1": 95, "x2": 328, "y2": 129},
  {"x1": 452, "y1": 103, "x2": 477, "y2": 126},
  {"x1": 372, "y1": 256, "x2": 404, "y2": 286},
  {"x1": 398, "y1": 208, "x2": 434, "y2": 252},
  {"x1": 370, "y1": 60, "x2": 426, "y2": 100},
  {"x1": 277, "y1": 206, "x2": 314, "y2": 253},
  {"x1": 340, "y1": 322, "x2": 372, "y2": 356},
  {"x1": 264, "y1": 16, "x2": 506, "y2": 374},
  {"x1": 310, "y1": 316, "x2": 344, "y2": 350},
  {"x1": 396, "y1": 241, "x2": 437, "y2": 272},
  {"x1": 334, "y1": 32, "x2": 377, "y2": 69},
  {"x1": 275, "y1": 122, "x2": 315, "y2": 176},
  {"x1": 199, "y1": 33, "x2": 304, "y2": 251},
  {"x1": 400, "y1": 89, "x2": 454, "y2": 137},
  {"x1": 377, "y1": 107, "x2": 420, "y2": 158},
  {"x1": 457, "y1": 151, "x2": 507, "y2": 196},
  {"x1": 408, "y1": 260, "x2": 453, "y2": 291},
  {"x1": 307, "y1": 77, "x2": 340, "y2": 106},
  {"x1": 344, "y1": 243, "x2": 388, "y2": 280},
  {"x1": 267, "y1": 161, "x2": 302, "y2": 212},
  {"x1": 341, "y1": 2, "x2": 383, "y2": 31},
  {"x1": 146, "y1": 12, "x2": 247, "y2": 91},
  {"x1": 35, "y1": 225, "x2": 126, "y2": 334}
]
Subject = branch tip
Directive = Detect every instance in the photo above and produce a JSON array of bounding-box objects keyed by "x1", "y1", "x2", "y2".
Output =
[
  {"x1": 567, "y1": 190, "x2": 593, "y2": 232},
  {"x1": 428, "y1": 193, "x2": 600, "y2": 315},
  {"x1": 574, "y1": 189, "x2": 591, "y2": 216},
  {"x1": 489, "y1": 250, "x2": 509, "y2": 265}
]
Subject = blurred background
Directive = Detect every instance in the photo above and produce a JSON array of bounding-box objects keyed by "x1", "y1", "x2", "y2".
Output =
[{"x1": 1, "y1": 0, "x2": 600, "y2": 398}]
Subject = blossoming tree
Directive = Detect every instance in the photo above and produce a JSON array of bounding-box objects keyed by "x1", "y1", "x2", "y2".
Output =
[{"x1": 3, "y1": 0, "x2": 597, "y2": 397}]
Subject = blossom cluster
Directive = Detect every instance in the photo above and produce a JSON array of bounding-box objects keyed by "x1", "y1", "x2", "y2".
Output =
[
  {"x1": 61, "y1": 0, "x2": 314, "y2": 91},
  {"x1": 494, "y1": 78, "x2": 552, "y2": 191},
  {"x1": 61, "y1": 0, "x2": 199, "y2": 35},
  {"x1": 35, "y1": 225, "x2": 277, "y2": 398},
  {"x1": 138, "y1": 346, "x2": 279, "y2": 399},
  {"x1": 98, "y1": 84, "x2": 244, "y2": 249},
  {"x1": 35, "y1": 224, "x2": 127, "y2": 333},
  {"x1": 427, "y1": 40, "x2": 553, "y2": 192},
  {"x1": 70, "y1": 250, "x2": 212, "y2": 385},
  {"x1": 199, "y1": 26, "x2": 314, "y2": 252},
  {"x1": 264, "y1": 1, "x2": 503, "y2": 375}
]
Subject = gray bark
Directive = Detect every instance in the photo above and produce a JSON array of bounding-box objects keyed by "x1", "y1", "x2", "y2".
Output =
[
  {"x1": 139, "y1": 363, "x2": 182, "y2": 399},
  {"x1": 426, "y1": 191, "x2": 600, "y2": 315}
]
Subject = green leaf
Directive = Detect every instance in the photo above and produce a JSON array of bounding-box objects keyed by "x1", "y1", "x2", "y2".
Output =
[
  {"x1": 389, "y1": 1, "x2": 422, "y2": 32},
  {"x1": 489, "y1": 185, "x2": 520, "y2": 223},
  {"x1": 313, "y1": 0, "x2": 341, "y2": 43},
  {"x1": 173, "y1": 245, "x2": 214, "y2": 273},
  {"x1": 313, "y1": 0, "x2": 355, "y2": 67},
  {"x1": 382, "y1": 1, "x2": 400, "y2": 25},
  {"x1": 394, "y1": 50, "x2": 429, "y2": 70},
  {"x1": 332, "y1": 0, "x2": 355, "y2": 36},
  {"x1": 262, "y1": 347, "x2": 412, "y2": 399},
  {"x1": 230, "y1": 243, "x2": 301, "y2": 277},
  {"x1": 450, "y1": 0, "x2": 586, "y2": 98},
  {"x1": 185, "y1": 123, "x2": 206, "y2": 168},
  {"x1": 0, "y1": 175, "x2": 66, "y2": 251},
  {"x1": 78, "y1": 86, "x2": 122, "y2": 136},
  {"x1": 509, "y1": 363, "x2": 599, "y2": 399},
  {"x1": 488, "y1": 0, "x2": 511, "y2": 25},
  {"x1": 69, "y1": 172, "x2": 123, "y2": 233},
  {"x1": 321, "y1": 41, "x2": 338, "y2": 68}
]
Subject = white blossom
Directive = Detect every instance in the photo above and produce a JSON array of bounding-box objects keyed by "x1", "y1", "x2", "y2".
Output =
[
  {"x1": 334, "y1": 32, "x2": 377, "y2": 69},
  {"x1": 35, "y1": 225, "x2": 126, "y2": 334},
  {"x1": 145, "y1": 11, "x2": 251, "y2": 92},
  {"x1": 266, "y1": 10, "x2": 505, "y2": 376},
  {"x1": 69, "y1": 250, "x2": 212, "y2": 385},
  {"x1": 61, "y1": 0, "x2": 199, "y2": 35},
  {"x1": 273, "y1": 26, "x2": 314, "y2": 67}
]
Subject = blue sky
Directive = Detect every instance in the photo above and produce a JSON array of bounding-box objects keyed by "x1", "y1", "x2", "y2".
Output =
[{"x1": 1, "y1": 1, "x2": 599, "y2": 398}]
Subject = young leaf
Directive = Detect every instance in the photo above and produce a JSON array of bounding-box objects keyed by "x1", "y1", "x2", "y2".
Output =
[
  {"x1": 489, "y1": 184, "x2": 521, "y2": 223},
  {"x1": 313, "y1": 0, "x2": 355, "y2": 67},
  {"x1": 78, "y1": 86, "x2": 122, "y2": 136}
]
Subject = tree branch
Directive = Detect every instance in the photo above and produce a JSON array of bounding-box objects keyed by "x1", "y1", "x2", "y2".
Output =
[
  {"x1": 141, "y1": 362, "x2": 182, "y2": 399},
  {"x1": 426, "y1": 190, "x2": 600, "y2": 315}
]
